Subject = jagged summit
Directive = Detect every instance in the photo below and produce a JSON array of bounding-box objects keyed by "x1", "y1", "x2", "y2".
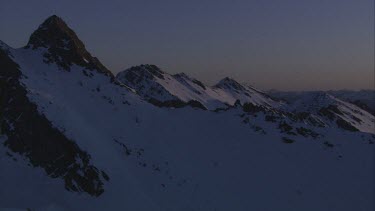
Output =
[
  {"x1": 26, "y1": 15, "x2": 81, "y2": 49},
  {"x1": 116, "y1": 66, "x2": 283, "y2": 109},
  {"x1": 288, "y1": 91, "x2": 338, "y2": 111},
  {"x1": 215, "y1": 77, "x2": 245, "y2": 91},
  {"x1": 25, "y1": 15, "x2": 112, "y2": 76},
  {"x1": 117, "y1": 64, "x2": 166, "y2": 84}
]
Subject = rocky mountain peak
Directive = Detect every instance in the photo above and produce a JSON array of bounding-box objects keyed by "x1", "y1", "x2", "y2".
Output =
[
  {"x1": 289, "y1": 91, "x2": 340, "y2": 113},
  {"x1": 215, "y1": 77, "x2": 245, "y2": 91},
  {"x1": 26, "y1": 15, "x2": 81, "y2": 49},
  {"x1": 120, "y1": 64, "x2": 165, "y2": 80},
  {"x1": 25, "y1": 15, "x2": 113, "y2": 76}
]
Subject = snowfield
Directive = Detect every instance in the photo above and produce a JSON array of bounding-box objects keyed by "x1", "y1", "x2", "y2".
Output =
[{"x1": 0, "y1": 15, "x2": 374, "y2": 211}]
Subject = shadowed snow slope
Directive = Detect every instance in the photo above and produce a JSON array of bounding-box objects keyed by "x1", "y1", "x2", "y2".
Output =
[{"x1": 0, "y1": 15, "x2": 374, "y2": 211}]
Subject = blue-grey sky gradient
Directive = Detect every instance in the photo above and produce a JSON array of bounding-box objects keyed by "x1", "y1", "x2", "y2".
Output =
[{"x1": 0, "y1": 0, "x2": 373, "y2": 90}]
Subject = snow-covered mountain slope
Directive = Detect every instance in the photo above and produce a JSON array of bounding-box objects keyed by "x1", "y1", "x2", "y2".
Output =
[
  {"x1": 270, "y1": 91, "x2": 375, "y2": 134},
  {"x1": 117, "y1": 64, "x2": 374, "y2": 134},
  {"x1": 270, "y1": 90, "x2": 375, "y2": 114},
  {"x1": 116, "y1": 64, "x2": 282, "y2": 110},
  {"x1": 328, "y1": 90, "x2": 375, "y2": 115},
  {"x1": 0, "y1": 15, "x2": 374, "y2": 211}
]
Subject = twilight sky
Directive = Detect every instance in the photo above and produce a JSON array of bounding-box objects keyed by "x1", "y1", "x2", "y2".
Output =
[{"x1": 0, "y1": 0, "x2": 373, "y2": 91}]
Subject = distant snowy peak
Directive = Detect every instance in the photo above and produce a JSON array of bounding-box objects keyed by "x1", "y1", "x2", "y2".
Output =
[
  {"x1": 25, "y1": 15, "x2": 112, "y2": 76},
  {"x1": 280, "y1": 92, "x2": 375, "y2": 133},
  {"x1": 286, "y1": 92, "x2": 338, "y2": 112},
  {"x1": 328, "y1": 90, "x2": 375, "y2": 115},
  {"x1": 116, "y1": 65, "x2": 282, "y2": 110},
  {"x1": 119, "y1": 64, "x2": 166, "y2": 81},
  {"x1": 116, "y1": 64, "x2": 179, "y2": 102},
  {"x1": 215, "y1": 77, "x2": 246, "y2": 91},
  {"x1": 213, "y1": 77, "x2": 283, "y2": 108},
  {"x1": 116, "y1": 63, "x2": 373, "y2": 133}
]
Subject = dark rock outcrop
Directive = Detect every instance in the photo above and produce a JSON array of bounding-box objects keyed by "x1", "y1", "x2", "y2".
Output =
[
  {"x1": 148, "y1": 98, "x2": 207, "y2": 110},
  {"x1": 319, "y1": 105, "x2": 359, "y2": 132},
  {"x1": 242, "y1": 102, "x2": 265, "y2": 113},
  {"x1": 350, "y1": 100, "x2": 375, "y2": 116},
  {"x1": 122, "y1": 64, "x2": 165, "y2": 81}
]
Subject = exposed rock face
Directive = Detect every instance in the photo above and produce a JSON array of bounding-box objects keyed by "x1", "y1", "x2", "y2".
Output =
[
  {"x1": 350, "y1": 100, "x2": 375, "y2": 116},
  {"x1": 25, "y1": 15, "x2": 113, "y2": 77},
  {"x1": 319, "y1": 105, "x2": 359, "y2": 132},
  {"x1": 118, "y1": 64, "x2": 167, "y2": 89},
  {"x1": 149, "y1": 98, "x2": 207, "y2": 110},
  {"x1": 0, "y1": 47, "x2": 108, "y2": 196}
]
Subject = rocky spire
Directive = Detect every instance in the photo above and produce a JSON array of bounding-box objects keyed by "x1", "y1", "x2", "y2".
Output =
[
  {"x1": 27, "y1": 15, "x2": 80, "y2": 49},
  {"x1": 26, "y1": 15, "x2": 113, "y2": 77}
]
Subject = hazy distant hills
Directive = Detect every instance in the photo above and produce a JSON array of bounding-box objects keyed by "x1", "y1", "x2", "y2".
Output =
[{"x1": 0, "y1": 15, "x2": 373, "y2": 211}]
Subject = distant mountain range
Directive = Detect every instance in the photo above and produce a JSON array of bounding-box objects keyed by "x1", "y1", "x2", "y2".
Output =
[
  {"x1": 116, "y1": 64, "x2": 282, "y2": 110},
  {"x1": 269, "y1": 90, "x2": 375, "y2": 115},
  {"x1": 0, "y1": 15, "x2": 373, "y2": 211}
]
